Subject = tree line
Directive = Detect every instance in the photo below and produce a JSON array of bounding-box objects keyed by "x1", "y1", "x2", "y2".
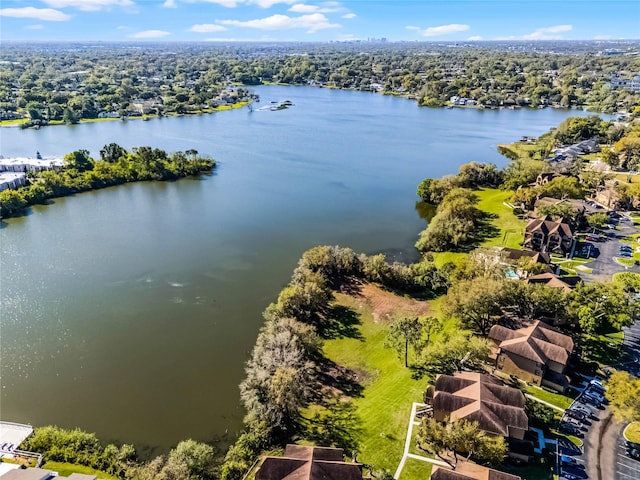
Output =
[
  {"x1": 0, "y1": 144, "x2": 214, "y2": 218},
  {"x1": 2, "y1": 42, "x2": 639, "y2": 125}
]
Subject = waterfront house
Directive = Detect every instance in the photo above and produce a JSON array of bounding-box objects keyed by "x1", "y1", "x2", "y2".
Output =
[
  {"x1": 489, "y1": 320, "x2": 574, "y2": 393},
  {"x1": 255, "y1": 445, "x2": 369, "y2": 480}
]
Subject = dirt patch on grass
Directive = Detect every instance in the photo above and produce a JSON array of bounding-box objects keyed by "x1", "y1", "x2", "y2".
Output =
[{"x1": 350, "y1": 283, "x2": 431, "y2": 323}]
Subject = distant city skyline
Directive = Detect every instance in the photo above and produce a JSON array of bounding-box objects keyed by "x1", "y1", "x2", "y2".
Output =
[{"x1": 0, "y1": 0, "x2": 639, "y2": 43}]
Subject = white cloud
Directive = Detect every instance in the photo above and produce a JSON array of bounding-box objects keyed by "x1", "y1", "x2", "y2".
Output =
[
  {"x1": 42, "y1": 0, "x2": 134, "y2": 11},
  {"x1": 163, "y1": 0, "x2": 177, "y2": 7},
  {"x1": 523, "y1": 24, "x2": 572, "y2": 40},
  {"x1": 423, "y1": 23, "x2": 470, "y2": 37},
  {"x1": 189, "y1": 23, "x2": 227, "y2": 32},
  {"x1": 593, "y1": 34, "x2": 612, "y2": 40},
  {"x1": 288, "y1": 2, "x2": 343, "y2": 13},
  {"x1": 218, "y1": 13, "x2": 339, "y2": 32},
  {"x1": 342, "y1": 13, "x2": 355, "y2": 19},
  {"x1": 248, "y1": 0, "x2": 295, "y2": 7},
  {"x1": 176, "y1": 0, "x2": 295, "y2": 7},
  {"x1": 289, "y1": 3, "x2": 319, "y2": 12},
  {"x1": 199, "y1": 0, "x2": 243, "y2": 7},
  {"x1": 467, "y1": 35, "x2": 483, "y2": 41},
  {"x1": 116, "y1": 25, "x2": 129, "y2": 30},
  {"x1": 26, "y1": 24, "x2": 45, "y2": 29},
  {"x1": 130, "y1": 29, "x2": 171, "y2": 38},
  {"x1": 405, "y1": 25, "x2": 420, "y2": 31},
  {"x1": 0, "y1": 7, "x2": 71, "y2": 21}
]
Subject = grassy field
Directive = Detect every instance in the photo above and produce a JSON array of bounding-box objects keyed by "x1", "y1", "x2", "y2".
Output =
[
  {"x1": 625, "y1": 422, "x2": 640, "y2": 443},
  {"x1": 614, "y1": 173, "x2": 640, "y2": 184},
  {"x1": 475, "y1": 188, "x2": 526, "y2": 249},
  {"x1": 42, "y1": 461, "x2": 119, "y2": 479},
  {"x1": 320, "y1": 288, "x2": 433, "y2": 476},
  {"x1": 432, "y1": 188, "x2": 526, "y2": 266}
]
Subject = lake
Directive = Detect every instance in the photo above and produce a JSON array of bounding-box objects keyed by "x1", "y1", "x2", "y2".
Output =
[{"x1": 0, "y1": 86, "x2": 594, "y2": 453}]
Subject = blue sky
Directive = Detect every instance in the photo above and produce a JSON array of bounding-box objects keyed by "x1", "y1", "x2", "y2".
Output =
[{"x1": 0, "y1": 0, "x2": 638, "y2": 42}]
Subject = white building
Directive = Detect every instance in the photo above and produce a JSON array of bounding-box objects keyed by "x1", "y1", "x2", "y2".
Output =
[
  {"x1": 0, "y1": 157, "x2": 64, "y2": 173},
  {"x1": 608, "y1": 73, "x2": 640, "y2": 92}
]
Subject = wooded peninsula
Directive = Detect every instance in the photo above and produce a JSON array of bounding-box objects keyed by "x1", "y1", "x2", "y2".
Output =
[{"x1": 0, "y1": 145, "x2": 215, "y2": 218}]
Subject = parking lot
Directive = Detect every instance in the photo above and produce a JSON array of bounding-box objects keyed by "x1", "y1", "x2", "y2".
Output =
[
  {"x1": 616, "y1": 437, "x2": 640, "y2": 480},
  {"x1": 559, "y1": 380, "x2": 610, "y2": 480},
  {"x1": 579, "y1": 214, "x2": 639, "y2": 280}
]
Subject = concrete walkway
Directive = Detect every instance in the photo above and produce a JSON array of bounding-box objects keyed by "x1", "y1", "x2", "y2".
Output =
[{"x1": 393, "y1": 402, "x2": 451, "y2": 479}]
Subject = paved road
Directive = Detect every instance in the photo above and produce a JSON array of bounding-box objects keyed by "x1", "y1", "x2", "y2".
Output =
[
  {"x1": 581, "y1": 215, "x2": 639, "y2": 281},
  {"x1": 581, "y1": 403, "x2": 609, "y2": 480},
  {"x1": 580, "y1": 317, "x2": 640, "y2": 480}
]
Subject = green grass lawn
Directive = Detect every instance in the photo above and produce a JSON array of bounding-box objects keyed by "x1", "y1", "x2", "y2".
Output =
[
  {"x1": 398, "y1": 458, "x2": 433, "y2": 480},
  {"x1": 525, "y1": 385, "x2": 574, "y2": 410},
  {"x1": 614, "y1": 173, "x2": 640, "y2": 184},
  {"x1": 625, "y1": 422, "x2": 640, "y2": 443},
  {"x1": 42, "y1": 461, "x2": 119, "y2": 479},
  {"x1": 432, "y1": 188, "x2": 526, "y2": 267},
  {"x1": 475, "y1": 188, "x2": 526, "y2": 249},
  {"x1": 320, "y1": 292, "x2": 430, "y2": 477}
]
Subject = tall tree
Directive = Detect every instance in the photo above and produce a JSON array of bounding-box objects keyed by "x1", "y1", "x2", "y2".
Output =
[
  {"x1": 567, "y1": 282, "x2": 637, "y2": 333},
  {"x1": 419, "y1": 331, "x2": 491, "y2": 379},
  {"x1": 606, "y1": 371, "x2": 640, "y2": 423},
  {"x1": 384, "y1": 317, "x2": 424, "y2": 367},
  {"x1": 443, "y1": 278, "x2": 505, "y2": 335},
  {"x1": 100, "y1": 143, "x2": 126, "y2": 163},
  {"x1": 416, "y1": 418, "x2": 506, "y2": 467},
  {"x1": 421, "y1": 316, "x2": 443, "y2": 346},
  {"x1": 63, "y1": 149, "x2": 93, "y2": 172}
]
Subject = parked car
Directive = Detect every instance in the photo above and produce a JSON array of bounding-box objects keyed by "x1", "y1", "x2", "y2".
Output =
[
  {"x1": 626, "y1": 441, "x2": 640, "y2": 450},
  {"x1": 571, "y1": 403, "x2": 593, "y2": 416},
  {"x1": 628, "y1": 448, "x2": 640, "y2": 460},
  {"x1": 586, "y1": 388, "x2": 605, "y2": 402},
  {"x1": 559, "y1": 422, "x2": 580, "y2": 435},
  {"x1": 560, "y1": 455, "x2": 578, "y2": 466},
  {"x1": 582, "y1": 394, "x2": 602, "y2": 407},
  {"x1": 561, "y1": 472, "x2": 580, "y2": 480},
  {"x1": 565, "y1": 409, "x2": 587, "y2": 421},
  {"x1": 619, "y1": 251, "x2": 632, "y2": 257},
  {"x1": 585, "y1": 235, "x2": 600, "y2": 242}
]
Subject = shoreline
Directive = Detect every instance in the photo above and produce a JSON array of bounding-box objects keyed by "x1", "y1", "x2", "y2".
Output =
[{"x1": 0, "y1": 101, "x2": 249, "y2": 129}]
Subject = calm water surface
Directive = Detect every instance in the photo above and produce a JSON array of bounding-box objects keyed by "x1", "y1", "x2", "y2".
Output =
[{"x1": 0, "y1": 86, "x2": 593, "y2": 451}]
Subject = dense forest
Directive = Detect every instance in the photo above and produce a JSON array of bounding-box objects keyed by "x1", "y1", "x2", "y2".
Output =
[{"x1": 1, "y1": 41, "x2": 640, "y2": 126}]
